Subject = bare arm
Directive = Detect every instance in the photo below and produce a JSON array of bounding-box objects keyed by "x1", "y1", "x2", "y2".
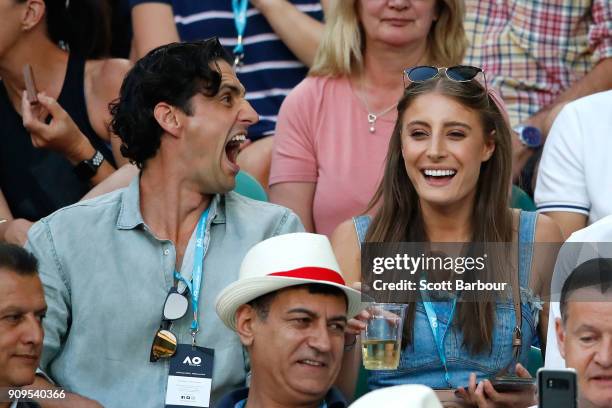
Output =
[
  {"x1": 0, "y1": 188, "x2": 12, "y2": 224},
  {"x1": 131, "y1": 2, "x2": 180, "y2": 60},
  {"x1": 331, "y1": 219, "x2": 362, "y2": 285},
  {"x1": 86, "y1": 58, "x2": 133, "y2": 168},
  {"x1": 514, "y1": 58, "x2": 612, "y2": 175},
  {"x1": 331, "y1": 220, "x2": 363, "y2": 400},
  {"x1": 542, "y1": 212, "x2": 587, "y2": 240},
  {"x1": 250, "y1": 0, "x2": 329, "y2": 66},
  {"x1": 0, "y1": 190, "x2": 32, "y2": 246},
  {"x1": 533, "y1": 214, "x2": 564, "y2": 352},
  {"x1": 528, "y1": 58, "x2": 612, "y2": 136},
  {"x1": 269, "y1": 181, "x2": 316, "y2": 232},
  {"x1": 21, "y1": 93, "x2": 115, "y2": 187},
  {"x1": 81, "y1": 163, "x2": 139, "y2": 201}
]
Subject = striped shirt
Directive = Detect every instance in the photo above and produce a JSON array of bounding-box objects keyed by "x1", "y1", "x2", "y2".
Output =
[
  {"x1": 130, "y1": 0, "x2": 323, "y2": 141},
  {"x1": 464, "y1": 0, "x2": 612, "y2": 127}
]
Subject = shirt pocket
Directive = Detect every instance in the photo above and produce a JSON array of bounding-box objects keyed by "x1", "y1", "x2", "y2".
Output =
[
  {"x1": 398, "y1": 304, "x2": 449, "y2": 370},
  {"x1": 445, "y1": 302, "x2": 515, "y2": 376}
]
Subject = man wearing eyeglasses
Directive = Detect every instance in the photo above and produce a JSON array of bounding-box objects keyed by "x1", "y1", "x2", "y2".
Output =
[
  {"x1": 215, "y1": 233, "x2": 362, "y2": 408},
  {"x1": 0, "y1": 244, "x2": 45, "y2": 408},
  {"x1": 23, "y1": 39, "x2": 303, "y2": 408}
]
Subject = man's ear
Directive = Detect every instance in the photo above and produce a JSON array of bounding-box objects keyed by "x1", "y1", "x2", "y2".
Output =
[
  {"x1": 235, "y1": 304, "x2": 257, "y2": 347},
  {"x1": 481, "y1": 130, "x2": 496, "y2": 162},
  {"x1": 153, "y1": 102, "x2": 182, "y2": 138},
  {"x1": 555, "y1": 317, "x2": 567, "y2": 359},
  {"x1": 22, "y1": 0, "x2": 45, "y2": 31}
]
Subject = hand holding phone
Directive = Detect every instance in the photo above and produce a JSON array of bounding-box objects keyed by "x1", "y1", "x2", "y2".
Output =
[
  {"x1": 490, "y1": 376, "x2": 536, "y2": 392},
  {"x1": 455, "y1": 366, "x2": 537, "y2": 407},
  {"x1": 22, "y1": 64, "x2": 39, "y2": 105},
  {"x1": 20, "y1": 83, "x2": 90, "y2": 161}
]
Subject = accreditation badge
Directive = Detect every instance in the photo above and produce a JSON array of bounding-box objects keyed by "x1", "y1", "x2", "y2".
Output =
[{"x1": 165, "y1": 344, "x2": 215, "y2": 407}]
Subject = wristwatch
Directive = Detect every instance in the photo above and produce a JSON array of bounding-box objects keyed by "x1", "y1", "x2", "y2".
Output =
[
  {"x1": 74, "y1": 150, "x2": 104, "y2": 181},
  {"x1": 513, "y1": 125, "x2": 542, "y2": 148}
]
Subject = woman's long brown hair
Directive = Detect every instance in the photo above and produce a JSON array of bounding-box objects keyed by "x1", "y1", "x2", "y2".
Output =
[{"x1": 365, "y1": 77, "x2": 514, "y2": 354}]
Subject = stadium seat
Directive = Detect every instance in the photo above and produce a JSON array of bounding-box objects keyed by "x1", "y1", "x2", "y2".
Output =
[
  {"x1": 527, "y1": 346, "x2": 544, "y2": 377},
  {"x1": 233, "y1": 171, "x2": 268, "y2": 202},
  {"x1": 511, "y1": 185, "x2": 536, "y2": 211}
]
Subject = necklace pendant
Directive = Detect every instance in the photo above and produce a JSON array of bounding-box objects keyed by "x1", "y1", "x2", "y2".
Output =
[{"x1": 368, "y1": 113, "x2": 377, "y2": 133}]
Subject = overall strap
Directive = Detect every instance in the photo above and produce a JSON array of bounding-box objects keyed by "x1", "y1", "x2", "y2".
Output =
[
  {"x1": 511, "y1": 211, "x2": 538, "y2": 362},
  {"x1": 352, "y1": 215, "x2": 372, "y2": 244},
  {"x1": 518, "y1": 210, "x2": 538, "y2": 288}
]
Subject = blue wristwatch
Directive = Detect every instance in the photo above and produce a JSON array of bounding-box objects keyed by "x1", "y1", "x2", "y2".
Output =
[{"x1": 513, "y1": 125, "x2": 542, "y2": 148}]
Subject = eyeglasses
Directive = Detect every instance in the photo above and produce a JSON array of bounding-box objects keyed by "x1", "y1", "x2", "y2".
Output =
[
  {"x1": 149, "y1": 287, "x2": 189, "y2": 362},
  {"x1": 403, "y1": 65, "x2": 487, "y2": 91}
]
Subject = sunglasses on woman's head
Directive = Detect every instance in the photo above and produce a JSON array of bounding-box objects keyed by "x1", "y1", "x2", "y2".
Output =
[
  {"x1": 403, "y1": 65, "x2": 487, "y2": 90},
  {"x1": 149, "y1": 287, "x2": 189, "y2": 362}
]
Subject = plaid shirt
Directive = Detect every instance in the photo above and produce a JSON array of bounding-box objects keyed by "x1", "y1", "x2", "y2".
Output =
[{"x1": 464, "y1": 0, "x2": 612, "y2": 126}]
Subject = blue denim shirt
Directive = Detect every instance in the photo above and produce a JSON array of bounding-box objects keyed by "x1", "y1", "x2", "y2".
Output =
[
  {"x1": 353, "y1": 212, "x2": 543, "y2": 390},
  {"x1": 26, "y1": 177, "x2": 303, "y2": 408}
]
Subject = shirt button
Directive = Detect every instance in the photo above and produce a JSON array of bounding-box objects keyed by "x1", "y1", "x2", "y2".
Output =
[{"x1": 163, "y1": 249, "x2": 170, "y2": 256}]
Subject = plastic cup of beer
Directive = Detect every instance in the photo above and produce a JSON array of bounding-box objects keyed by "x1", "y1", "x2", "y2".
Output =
[{"x1": 361, "y1": 303, "x2": 407, "y2": 370}]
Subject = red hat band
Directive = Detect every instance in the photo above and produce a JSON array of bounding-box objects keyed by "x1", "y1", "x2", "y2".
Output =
[{"x1": 269, "y1": 266, "x2": 346, "y2": 286}]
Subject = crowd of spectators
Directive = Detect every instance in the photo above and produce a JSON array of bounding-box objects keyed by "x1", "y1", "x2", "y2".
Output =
[{"x1": 1, "y1": 0, "x2": 611, "y2": 407}]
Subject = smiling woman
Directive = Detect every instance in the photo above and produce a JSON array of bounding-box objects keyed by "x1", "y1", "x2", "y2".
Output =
[
  {"x1": 331, "y1": 72, "x2": 563, "y2": 405},
  {"x1": 400, "y1": 91, "x2": 495, "y2": 209}
]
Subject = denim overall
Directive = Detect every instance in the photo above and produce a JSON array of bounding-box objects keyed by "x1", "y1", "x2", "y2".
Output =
[{"x1": 353, "y1": 211, "x2": 542, "y2": 390}]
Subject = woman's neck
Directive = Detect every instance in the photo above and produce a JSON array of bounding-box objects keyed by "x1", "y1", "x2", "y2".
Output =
[
  {"x1": 0, "y1": 33, "x2": 68, "y2": 111},
  {"x1": 354, "y1": 38, "x2": 429, "y2": 111},
  {"x1": 420, "y1": 199, "x2": 475, "y2": 242}
]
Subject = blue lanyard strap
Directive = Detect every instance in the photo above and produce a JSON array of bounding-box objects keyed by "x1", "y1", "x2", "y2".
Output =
[
  {"x1": 232, "y1": 0, "x2": 248, "y2": 56},
  {"x1": 174, "y1": 207, "x2": 210, "y2": 343},
  {"x1": 421, "y1": 289, "x2": 457, "y2": 388}
]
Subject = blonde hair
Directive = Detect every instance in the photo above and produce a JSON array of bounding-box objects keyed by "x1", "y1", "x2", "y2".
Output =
[{"x1": 310, "y1": 0, "x2": 467, "y2": 77}]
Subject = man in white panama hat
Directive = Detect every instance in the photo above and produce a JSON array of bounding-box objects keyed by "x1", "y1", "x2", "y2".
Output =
[
  {"x1": 350, "y1": 384, "x2": 442, "y2": 408},
  {"x1": 215, "y1": 232, "x2": 363, "y2": 408}
]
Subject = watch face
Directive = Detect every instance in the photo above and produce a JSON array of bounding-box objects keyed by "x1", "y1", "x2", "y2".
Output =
[
  {"x1": 74, "y1": 160, "x2": 97, "y2": 181},
  {"x1": 521, "y1": 126, "x2": 542, "y2": 148},
  {"x1": 74, "y1": 151, "x2": 104, "y2": 181}
]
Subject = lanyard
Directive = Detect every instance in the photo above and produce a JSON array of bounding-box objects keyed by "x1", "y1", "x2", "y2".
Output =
[
  {"x1": 232, "y1": 0, "x2": 249, "y2": 67},
  {"x1": 421, "y1": 289, "x2": 457, "y2": 387},
  {"x1": 174, "y1": 207, "x2": 210, "y2": 346}
]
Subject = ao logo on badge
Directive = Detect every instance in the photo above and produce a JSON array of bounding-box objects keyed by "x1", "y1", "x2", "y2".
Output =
[{"x1": 183, "y1": 356, "x2": 202, "y2": 367}]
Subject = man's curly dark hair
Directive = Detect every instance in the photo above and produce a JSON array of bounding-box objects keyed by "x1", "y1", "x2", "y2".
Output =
[{"x1": 109, "y1": 38, "x2": 231, "y2": 168}]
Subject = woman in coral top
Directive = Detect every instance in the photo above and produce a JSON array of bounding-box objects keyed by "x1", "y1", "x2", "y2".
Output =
[{"x1": 269, "y1": 0, "x2": 466, "y2": 236}]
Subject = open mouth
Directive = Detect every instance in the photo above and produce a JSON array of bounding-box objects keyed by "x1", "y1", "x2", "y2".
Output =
[
  {"x1": 421, "y1": 168, "x2": 457, "y2": 184},
  {"x1": 225, "y1": 134, "x2": 247, "y2": 166},
  {"x1": 298, "y1": 359, "x2": 326, "y2": 368}
]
